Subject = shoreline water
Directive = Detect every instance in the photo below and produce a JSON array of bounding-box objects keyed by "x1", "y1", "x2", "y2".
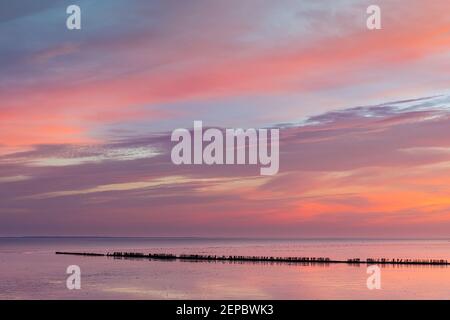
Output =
[{"x1": 3, "y1": 238, "x2": 450, "y2": 299}]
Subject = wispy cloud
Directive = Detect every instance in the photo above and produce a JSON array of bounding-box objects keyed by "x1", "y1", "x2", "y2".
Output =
[{"x1": 2, "y1": 95, "x2": 450, "y2": 236}]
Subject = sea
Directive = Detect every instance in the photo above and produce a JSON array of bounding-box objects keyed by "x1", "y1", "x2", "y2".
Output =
[{"x1": 1, "y1": 237, "x2": 450, "y2": 299}]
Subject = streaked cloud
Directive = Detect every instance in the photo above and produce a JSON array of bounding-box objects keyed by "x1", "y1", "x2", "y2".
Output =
[
  {"x1": 0, "y1": 175, "x2": 31, "y2": 183},
  {"x1": 29, "y1": 146, "x2": 161, "y2": 167}
]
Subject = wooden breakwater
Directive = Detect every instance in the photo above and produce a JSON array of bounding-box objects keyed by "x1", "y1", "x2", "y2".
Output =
[{"x1": 55, "y1": 251, "x2": 450, "y2": 266}]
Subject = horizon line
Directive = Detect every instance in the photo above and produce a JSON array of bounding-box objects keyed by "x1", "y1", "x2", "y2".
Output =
[{"x1": 1, "y1": 235, "x2": 450, "y2": 241}]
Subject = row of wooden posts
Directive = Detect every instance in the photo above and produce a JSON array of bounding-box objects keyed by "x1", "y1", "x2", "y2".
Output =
[{"x1": 55, "y1": 251, "x2": 450, "y2": 265}]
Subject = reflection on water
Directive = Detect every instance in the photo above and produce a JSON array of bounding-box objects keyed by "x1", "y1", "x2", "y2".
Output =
[{"x1": 1, "y1": 237, "x2": 450, "y2": 299}]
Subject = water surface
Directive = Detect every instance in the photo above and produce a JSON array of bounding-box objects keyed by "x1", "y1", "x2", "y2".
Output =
[{"x1": 1, "y1": 237, "x2": 450, "y2": 299}]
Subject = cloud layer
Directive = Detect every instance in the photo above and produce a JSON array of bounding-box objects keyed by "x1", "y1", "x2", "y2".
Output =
[
  {"x1": 1, "y1": 1, "x2": 450, "y2": 236},
  {"x1": 2, "y1": 95, "x2": 450, "y2": 236}
]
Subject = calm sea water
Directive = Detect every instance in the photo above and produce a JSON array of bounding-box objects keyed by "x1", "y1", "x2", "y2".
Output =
[{"x1": 1, "y1": 237, "x2": 450, "y2": 299}]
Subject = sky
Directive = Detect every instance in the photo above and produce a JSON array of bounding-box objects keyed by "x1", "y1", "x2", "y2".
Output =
[{"x1": 1, "y1": 0, "x2": 450, "y2": 237}]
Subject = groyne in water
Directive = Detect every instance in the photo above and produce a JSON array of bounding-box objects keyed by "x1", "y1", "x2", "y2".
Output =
[{"x1": 55, "y1": 251, "x2": 450, "y2": 266}]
